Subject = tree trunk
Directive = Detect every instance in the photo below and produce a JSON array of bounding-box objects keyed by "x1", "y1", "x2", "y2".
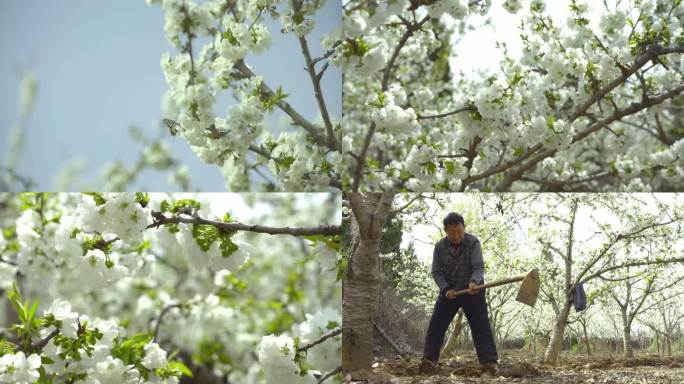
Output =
[
  {"x1": 342, "y1": 192, "x2": 395, "y2": 375},
  {"x1": 622, "y1": 324, "x2": 634, "y2": 358},
  {"x1": 581, "y1": 319, "x2": 591, "y2": 356},
  {"x1": 621, "y1": 309, "x2": 634, "y2": 358},
  {"x1": 342, "y1": 237, "x2": 381, "y2": 372},
  {"x1": 544, "y1": 301, "x2": 571, "y2": 364},
  {"x1": 544, "y1": 199, "x2": 577, "y2": 364},
  {"x1": 441, "y1": 309, "x2": 464, "y2": 357},
  {"x1": 665, "y1": 335, "x2": 672, "y2": 356}
]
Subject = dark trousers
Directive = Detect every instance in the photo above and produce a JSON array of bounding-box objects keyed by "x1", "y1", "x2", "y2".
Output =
[{"x1": 422, "y1": 289, "x2": 498, "y2": 364}]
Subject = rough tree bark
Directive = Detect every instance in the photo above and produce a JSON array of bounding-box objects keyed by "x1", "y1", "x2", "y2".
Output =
[
  {"x1": 342, "y1": 191, "x2": 396, "y2": 375},
  {"x1": 544, "y1": 300, "x2": 572, "y2": 363}
]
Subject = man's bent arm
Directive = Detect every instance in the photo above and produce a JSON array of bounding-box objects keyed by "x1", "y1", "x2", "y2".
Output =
[
  {"x1": 431, "y1": 244, "x2": 450, "y2": 293},
  {"x1": 470, "y1": 240, "x2": 484, "y2": 285}
]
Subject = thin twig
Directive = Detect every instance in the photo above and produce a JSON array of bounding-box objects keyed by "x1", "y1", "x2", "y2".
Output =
[
  {"x1": 297, "y1": 328, "x2": 342, "y2": 353},
  {"x1": 29, "y1": 329, "x2": 59, "y2": 353},
  {"x1": 153, "y1": 303, "x2": 184, "y2": 343},
  {"x1": 317, "y1": 365, "x2": 341, "y2": 383}
]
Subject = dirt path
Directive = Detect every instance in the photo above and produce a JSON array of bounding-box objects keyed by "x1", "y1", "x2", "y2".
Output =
[{"x1": 346, "y1": 355, "x2": 684, "y2": 384}]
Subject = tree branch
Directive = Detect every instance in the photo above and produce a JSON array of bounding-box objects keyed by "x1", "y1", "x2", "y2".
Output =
[
  {"x1": 153, "y1": 303, "x2": 184, "y2": 343},
  {"x1": 574, "y1": 217, "x2": 681, "y2": 287},
  {"x1": 495, "y1": 82, "x2": 684, "y2": 190},
  {"x1": 417, "y1": 105, "x2": 476, "y2": 120},
  {"x1": 295, "y1": 1, "x2": 338, "y2": 151},
  {"x1": 581, "y1": 257, "x2": 684, "y2": 285},
  {"x1": 233, "y1": 60, "x2": 330, "y2": 150},
  {"x1": 26, "y1": 329, "x2": 59, "y2": 353},
  {"x1": 297, "y1": 328, "x2": 342, "y2": 353},
  {"x1": 147, "y1": 211, "x2": 341, "y2": 236},
  {"x1": 317, "y1": 365, "x2": 341, "y2": 384}
]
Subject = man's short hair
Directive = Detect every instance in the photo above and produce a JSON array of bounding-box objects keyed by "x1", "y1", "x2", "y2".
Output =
[{"x1": 443, "y1": 212, "x2": 465, "y2": 228}]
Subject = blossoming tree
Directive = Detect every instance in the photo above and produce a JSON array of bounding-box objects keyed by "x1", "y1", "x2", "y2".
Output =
[
  {"x1": 0, "y1": 192, "x2": 342, "y2": 383},
  {"x1": 146, "y1": 0, "x2": 343, "y2": 191},
  {"x1": 342, "y1": 0, "x2": 684, "y2": 192}
]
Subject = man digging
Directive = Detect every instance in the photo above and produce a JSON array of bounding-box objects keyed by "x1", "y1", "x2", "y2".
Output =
[{"x1": 419, "y1": 212, "x2": 499, "y2": 376}]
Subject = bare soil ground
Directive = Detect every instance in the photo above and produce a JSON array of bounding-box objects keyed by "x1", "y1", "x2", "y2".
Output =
[{"x1": 345, "y1": 353, "x2": 684, "y2": 384}]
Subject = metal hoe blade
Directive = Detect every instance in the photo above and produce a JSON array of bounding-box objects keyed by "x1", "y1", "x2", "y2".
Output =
[{"x1": 515, "y1": 268, "x2": 540, "y2": 307}]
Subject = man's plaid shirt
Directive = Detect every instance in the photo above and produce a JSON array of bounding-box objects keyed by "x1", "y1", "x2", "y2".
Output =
[{"x1": 430, "y1": 232, "x2": 485, "y2": 293}]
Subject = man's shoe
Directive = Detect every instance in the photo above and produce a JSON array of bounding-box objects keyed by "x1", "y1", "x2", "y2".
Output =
[
  {"x1": 418, "y1": 358, "x2": 438, "y2": 374},
  {"x1": 480, "y1": 362, "x2": 498, "y2": 375}
]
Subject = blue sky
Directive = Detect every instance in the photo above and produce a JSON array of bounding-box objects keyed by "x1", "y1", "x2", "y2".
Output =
[{"x1": 0, "y1": 0, "x2": 341, "y2": 191}]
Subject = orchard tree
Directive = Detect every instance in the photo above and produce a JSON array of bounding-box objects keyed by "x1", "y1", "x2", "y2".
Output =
[
  {"x1": 639, "y1": 288, "x2": 684, "y2": 357},
  {"x1": 0, "y1": 192, "x2": 342, "y2": 383},
  {"x1": 602, "y1": 263, "x2": 684, "y2": 357},
  {"x1": 145, "y1": 0, "x2": 343, "y2": 191},
  {"x1": 342, "y1": 0, "x2": 684, "y2": 192},
  {"x1": 526, "y1": 193, "x2": 684, "y2": 363}
]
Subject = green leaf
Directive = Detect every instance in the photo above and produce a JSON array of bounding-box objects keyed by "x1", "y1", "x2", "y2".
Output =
[
  {"x1": 112, "y1": 333, "x2": 153, "y2": 366},
  {"x1": 219, "y1": 236, "x2": 239, "y2": 258},
  {"x1": 28, "y1": 299, "x2": 39, "y2": 320},
  {"x1": 336, "y1": 257, "x2": 348, "y2": 282},
  {"x1": 222, "y1": 29, "x2": 240, "y2": 46},
  {"x1": 160, "y1": 200, "x2": 171, "y2": 213},
  {"x1": 326, "y1": 321, "x2": 340, "y2": 330},
  {"x1": 167, "y1": 361, "x2": 193, "y2": 377},
  {"x1": 341, "y1": 37, "x2": 369, "y2": 58},
  {"x1": 0, "y1": 338, "x2": 16, "y2": 357},
  {"x1": 84, "y1": 192, "x2": 106, "y2": 206},
  {"x1": 513, "y1": 147, "x2": 525, "y2": 156},
  {"x1": 2, "y1": 227, "x2": 16, "y2": 239},
  {"x1": 192, "y1": 224, "x2": 220, "y2": 252},
  {"x1": 368, "y1": 91, "x2": 386, "y2": 108},
  {"x1": 509, "y1": 71, "x2": 522, "y2": 87},
  {"x1": 135, "y1": 192, "x2": 150, "y2": 207},
  {"x1": 546, "y1": 115, "x2": 556, "y2": 130},
  {"x1": 8, "y1": 283, "x2": 26, "y2": 323},
  {"x1": 261, "y1": 86, "x2": 289, "y2": 112},
  {"x1": 172, "y1": 199, "x2": 201, "y2": 213}
]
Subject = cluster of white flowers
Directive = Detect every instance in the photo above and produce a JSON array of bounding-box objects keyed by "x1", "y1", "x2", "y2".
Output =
[
  {"x1": 44, "y1": 298, "x2": 80, "y2": 339},
  {"x1": 148, "y1": 0, "x2": 342, "y2": 191},
  {"x1": 174, "y1": 223, "x2": 250, "y2": 271},
  {"x1": 1, "y1": 193, "x2": 341, "y2": 382},
  {"x1": 0, "y1": 352, "x2": 41, "y2": 384},
  {"x1": 502, "y1": 0, "x2": 522, "y2": 14},
  {"x1": 343, "y1": 0, "x2": 684, "y2": 191},
  {"x1": 142, "y1": 343, "x2": 168, "y2": 370},
  {"x1": 257, "y1": 308, "x2": 341, "y2": 384},
  {"x1": 256, "y1": 335, "x2": 309, "y2": 384},
  {"x1": 0, "y1": 295, "x2": 179, "y2": 384},
  {"x1": 426, "y1": 0, "x2": 469, "y2": 20},
  {"x1": 77, "y1": 193, "x2": 150, "y2": 244},
  {"x1": 293, "y1": 308, "x2": 341, "y2": 373},
  {"x1": 265, "y1": 131, "x2": 337, "y2": 191}
]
